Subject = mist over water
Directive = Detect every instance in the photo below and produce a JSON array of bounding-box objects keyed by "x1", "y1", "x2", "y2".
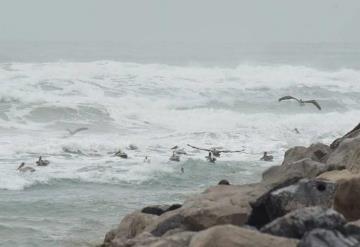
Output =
[{"x1": 0, "y1": 43, "x2": 360, "y2": 246}]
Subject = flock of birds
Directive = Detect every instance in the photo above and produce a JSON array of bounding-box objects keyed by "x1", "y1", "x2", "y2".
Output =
[{"x1": 16, "y1": 95, "x2": 321, "y2": 173}]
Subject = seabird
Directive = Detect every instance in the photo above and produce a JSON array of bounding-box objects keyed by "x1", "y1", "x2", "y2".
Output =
[
  {"x1": 128, "y1": 144, "x2": 139, "y2": 151},
  {"x1": 278, "y1": 96, "x2": 321, "y2": 110},
  {"x1": 260, "y1": 152, "x2": 273, "y2": 162},
  {"x1": 115, "y1": 150, "x2": 128, "y2": 159},
  {"x1": 144, "y1": 156, "x2": 151, "y2": 163},
  {"x1": 36, "y1": 156, "x2": 50, "y2": 166},
  {"x1": 206, "y1": 151, "x2": 217, "y2": 163},
  {"x1": 169, "y1": 151, "x2": 180, "y2": 162},
  {"x1": 66, "y1": 127, "x2": 89, "y2": 136},
  {"x1": 17, "y1": 162, "x2": 36, "y2": 173},
  {"x1": 187, "y1": 144, "x2": 243, "y2": 158},
  {"x1": 294, "y1": 128, "x2": 300, "y2": 134}
]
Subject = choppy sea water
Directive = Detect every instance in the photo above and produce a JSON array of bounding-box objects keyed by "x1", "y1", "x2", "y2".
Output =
[{"x1": 0, "y1": 53, "x2": 360, "y2": 246}]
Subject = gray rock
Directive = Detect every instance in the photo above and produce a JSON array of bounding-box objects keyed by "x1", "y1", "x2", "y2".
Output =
[
  {"x1": 262, "y1": 158, "x2": 328, "y2": 186},
  {"x1": 261, "y1": 207, "x2": 346, "y2": 239},
  {"x1": 299, "y1": 229, "x2": 359, "y2": 247},
  {"x1": 141, "y1": 204, "x2": 182, "y2": 216},
  {"x1": 327, "y1": 136, "x2": 360, "y2": 172},
  {"x1": 266, "y1": 178, "x2": 337, "y2": 220},
  {"x1": 282, "y1": 143, "x2": 330, "y2": 166},
  {"x1": 330, "y1": 123, "x2": 360, "y2": 150},
  {"x1": 345, "y1": 220, "x2": 360, "y2": 241},
  {"x1": 150, "y1": 213, "x2": 185, "y2": 237}
]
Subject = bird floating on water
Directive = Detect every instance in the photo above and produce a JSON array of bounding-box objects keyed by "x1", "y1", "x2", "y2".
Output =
[
  {"x1": 169, "y1": 151, "x2": 180, "y2": 162},
  {"x1": 260, "y1": 152, "x2": 273, "y2": 162},
  {"x1": 36, "y1": 156, "x2": 50, "y2": 166},
  {"x1": 17, "y1": 162, "x2": 36, "y2": 173},
  {"x1": 115, "y1": 150, "x2": 128, "y2": 159},
  {"x1": 278, "y1": 96, "x2": 322, "y2": 110},
  {"x1": 206, "y1": 151, "x2": 217, "y2": 163}
]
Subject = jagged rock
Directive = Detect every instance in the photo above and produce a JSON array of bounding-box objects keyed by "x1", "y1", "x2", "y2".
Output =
[
  {"x1": 266, "y1": 178, "x2": 337, "y2": 220},
  {"x1": 345, "y1": 220, "x2": 360, "y2": 241},
  {"x1": 262, "y1": 158, "x2": 328, "y2": 186},
  {"x1": 248, "y1": 177, "x2": 301, "y2": 228},
  {"x1": 334, "y1": 176, "x2": 360, "y2": 221},
  {"x1": 181, "y1": 183, "x2": 266, "y2": 231},
  {"x1": 102, "y1": 212, "x2": 158, "y2": 246},
  {"x1": 189, "y1": 224, "x2": 298, "y2": 247},
  {"x1": 260, "y1": 207, "x2": 346, "y2": 239},
  {"x1": 114, "y1": 231, "x2": 195, "y2": 247},
  {"x1": 282, "y1": 143, "x2": 330, "y2": 166},
  {"x1": 150, "y1": 212, "x2": 186, "y2": 237},
  {"x1": 327, "y1": 136, "x2": 360, "y2": 172},
  {"x1": 299, "y1": 229, "x2": 359, "y2": 247},
  {"x1": 330, "y1": 123, "x2": 360, "y2": 149},
  {"x1": 317, "y1": 169, "x2": 359, "y2": 183},
  {"x1": 144, "y1": 183, "x2": 267, "y2": 237},
  {"x1": 141, "y1": 204, "x2": 182, "y2": 216}
]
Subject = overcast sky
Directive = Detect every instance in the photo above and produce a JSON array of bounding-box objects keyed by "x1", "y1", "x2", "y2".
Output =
[{"x1": 0, "y1": 0, "x2": 359, "y2": 43}]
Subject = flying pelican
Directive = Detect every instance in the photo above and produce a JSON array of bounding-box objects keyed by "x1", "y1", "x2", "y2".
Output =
[
  {"x1": 17, "y1": 162, "x2": 36, "y2": 173},
  {"x1": 278, "y1": 96, "x2": 321, "y2": 110},
  {"x1": 66, "y1": 127, "x2": 89, "y2": 136},
  {"x1": 187, "y1": 144, "x2": 244, "y2": 158},
  {"x1": 36, "y1": 156, "x2": 50, "y2": 166}
]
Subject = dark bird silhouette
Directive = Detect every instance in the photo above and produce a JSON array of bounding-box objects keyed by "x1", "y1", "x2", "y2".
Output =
[
  {"x1": 36, "y1": 156, "x2": 50, "y2": 166},
  {"x1": 187, "y1": 144, "x2": 244, "y2": 157},
  {"x1": 278, "y1": 96, "x2": 322, "y2": 110},
  {"x1": 260, "y1": 152, "x2": 273, "y2": 162},
  {"x1": 66, "y1": 127, "x2": 89, "y2": 136},
  {"x1": 169, "y1": 151, "x2": 180, "y2": 162},
  {"x1": 115, "y1": 150, "x2": 128, "y2": 159}
]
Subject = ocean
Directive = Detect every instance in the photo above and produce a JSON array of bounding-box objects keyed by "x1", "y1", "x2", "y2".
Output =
[{"x1": 0, "y1": 42, "x2": 359, "y2": 246}]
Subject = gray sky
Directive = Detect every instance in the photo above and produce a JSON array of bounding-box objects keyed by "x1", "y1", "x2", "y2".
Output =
[{"x1": 0, "y1": 0, "x2": 359, "y2": 43}]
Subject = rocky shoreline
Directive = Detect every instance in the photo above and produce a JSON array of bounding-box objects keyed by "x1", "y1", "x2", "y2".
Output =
[{"x1": 99, "y1": 123, "x2": 360, "y2": 247}]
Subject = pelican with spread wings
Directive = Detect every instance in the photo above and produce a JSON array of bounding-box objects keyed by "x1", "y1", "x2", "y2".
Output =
[
  {"x1": 187, "y1": 144, "x2": 244, "y2": 158},
  {"x1": 278, "y1": 96, "x2": 322, "y2": 110}
]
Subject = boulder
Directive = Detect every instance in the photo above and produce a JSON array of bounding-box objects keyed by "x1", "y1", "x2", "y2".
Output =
[
  {"x1": 317, "y1": 169, "x2": 359, "y2": 183},
  {"x1": 266, "y1": 178, "x2": 337, "y2": 220},
  {"x1": 181, "y1": 183, "x2": 267, "y2": 231},
  {"x1": 248, "y1": 177, "x2": 301, "y2": 228},
  {"x1": 345, "y1": 220, "x2": 360, "y2": 241},
  {"x1": 189, "y1": 224, "x2": 298, "y2": 247},
  {"x1": 334, "y1": 176, "x2": 360, "y2": 221},
  {"x1": 330, "y1": 123, "x2": 360, "y2": 149},
  {"x1": 326, "y1": 136, "x2": 360, "y2": 172},
  {"x1": 260, "y1": 207, "x2": 346, "y2": 239},
  {"x1": 299, "y1": 229, "x2": 359, "y2": 247},
  {"x1": 282, "y1": 143, "x2": 330, "y2": 166},
  {"x1": 116, "y1": 231, "x2": 195, "y2": 247},
  {"x1": 141, "y1": 204, "x2": 182, "y2": 216},
  {"x1": 102, "y1": 212, "x2": 158, "y2": 246},
  {"x1": 144, "y1": 183, "x2": 267, "y2": 236},
  {"x1": 262, "y1": 158, "x2": 328, "y2": 186}
]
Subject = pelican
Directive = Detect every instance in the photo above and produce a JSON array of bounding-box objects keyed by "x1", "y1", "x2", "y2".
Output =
[
  {"x1": 260, "y1": 152, "x2": 273, "y2": 162},
  {"x1": 66, "y1": 127, "x2": 89, "y2": 136},
  {"x1": 187, "y1": 144, "x2": 244, "y2": 158},
  {"x1": 206, "y1": 151, "x2": 216, "y2": 163},
  {"x1": 169, "y1": 151, "x2": 180, "y2": 162},
  {"x1": 115, "y1": 150, "x2": 128, "y2": 159},
  {"x1": 278, "y1": 96, "x2": 321, "y2": 110},
  {"x1": 36, "y1": 156, "x2": 50, "y2": 166},
  {"x1": 17, "y1": 162, "x2": 36, "y2": 173}
]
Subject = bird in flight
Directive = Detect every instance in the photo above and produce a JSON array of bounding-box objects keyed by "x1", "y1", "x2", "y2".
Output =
[
  {"x1": 66, "y1": 127, "x2": 89, "y2": 136},
  {"x1": 278, "y1": 96, "x2": 322, "y2": 110}
]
